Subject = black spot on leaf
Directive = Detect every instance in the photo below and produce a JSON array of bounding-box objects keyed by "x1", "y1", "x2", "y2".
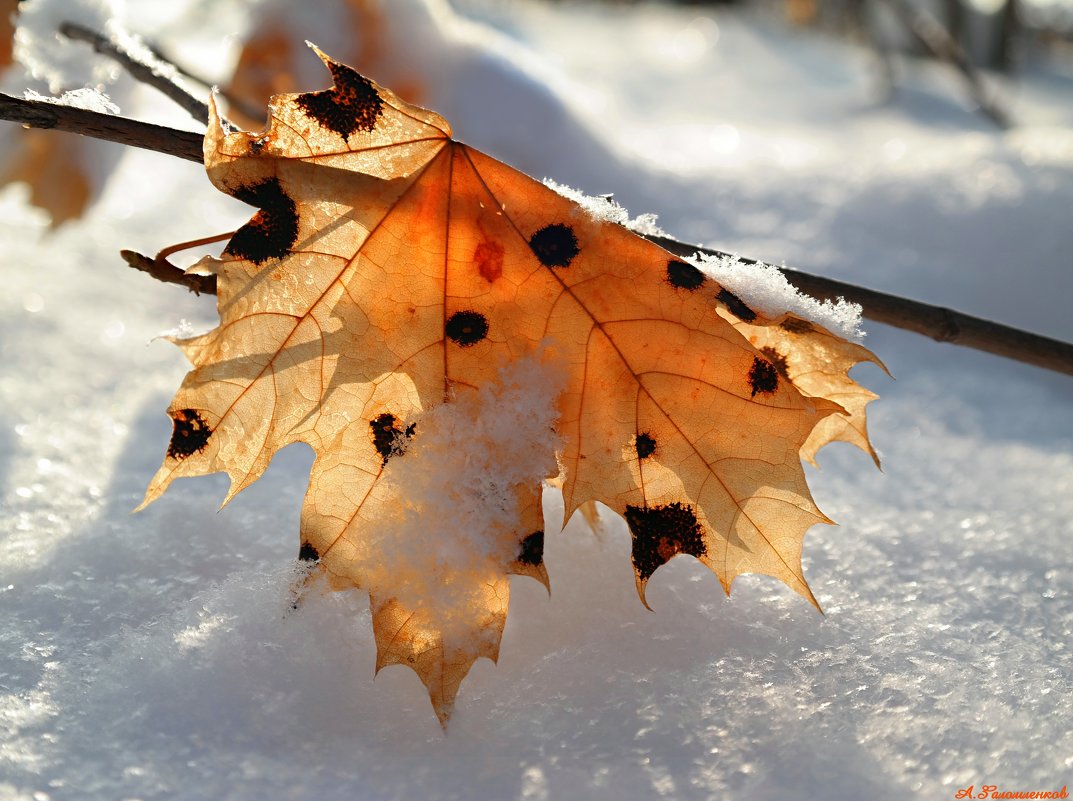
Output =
[
  {"x1": 295, "y1": 60, "x2": 384, "y2": 139},
  {"x1": 225, "y1": 178, "x2": 299, "y2": 265},
  {"x1": 748, "y1": 356, "x2": 779, "y2": 396},
  {"x1": 167, "y1": 409, "x2": 211, "y2": 460},
  {"x1": 781, "y1": 317, "x2": 814, "y2": 334},
  {"x1": 717, "y1": 288, "x2": 757, "y2": 322},
  {"x1": 635, "y1": 432, "x2": 657, "y2": 460},
  {"x1": 625, "y1": 503, "x2": 706, "y2": 581},
  {"x1": 370, "y1": 413, "x2": 416, "y2": 465},
  {"x1": 666, "y1": 259, "x2": 705, "y2": 290},
  {"x1": 445, "y1": 311, "x2": 489, "y2": 346},
  {"x1": 517, "y1": 531, "x2": 544, "y2": 566},
  {"x1": 529, "y1": 223, "x2": 579, "y2": 268},
  {"x1": 298, "y1": 542, "x2": 320, "y2": 562},
  {"x1": 760, "y1": 346, "x2": 789, "y2": 378}
]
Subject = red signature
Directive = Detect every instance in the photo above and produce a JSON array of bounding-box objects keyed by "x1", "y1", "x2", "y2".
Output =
[{"x1": 956, "y1": 786, "x2": 1068, "y2": 800}]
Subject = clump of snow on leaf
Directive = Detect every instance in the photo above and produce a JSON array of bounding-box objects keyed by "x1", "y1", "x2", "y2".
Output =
[
  {"x1": 544, "y1": 179, "x2": 666, "y2": 237},
  {"x1": 690, "y1": 251, "x2": 863, "y2": 340},
  {"x1": 356, "y1": 351, "x2": 565, "y2": 640},
  {"x1": 542, "y1": 180, "x2": 863, "y2": 340}
]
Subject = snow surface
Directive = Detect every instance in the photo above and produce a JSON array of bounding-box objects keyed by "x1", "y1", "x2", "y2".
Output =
[{"x1": 2, "y1": 1, "x2": 1073, "y2": 800}]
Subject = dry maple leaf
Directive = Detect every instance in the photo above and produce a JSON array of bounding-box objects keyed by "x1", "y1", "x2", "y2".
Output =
[
  {"x1": 722, "y1": 313, "x2": 888, "y2": 468},
  {"x1": 140, "y1": 48, "x2": 880, "y2": 726}
]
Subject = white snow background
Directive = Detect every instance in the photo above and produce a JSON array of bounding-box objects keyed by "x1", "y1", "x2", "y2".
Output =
[{"x1": 2, "y1": 0, "x2": 1072, "y2": 799}]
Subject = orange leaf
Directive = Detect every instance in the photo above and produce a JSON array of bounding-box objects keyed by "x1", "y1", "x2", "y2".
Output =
[
  {"x1": 726, "y1": 314, "x2": 888, "y2": 467},
  {"x1": 141, "y1": 49, "x2": 880, "y2": 726}
]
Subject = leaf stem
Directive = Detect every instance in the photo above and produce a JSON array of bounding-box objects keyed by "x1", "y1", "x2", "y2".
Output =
[
  {"x1": 878, "y1": 0, "x2": 1010, "y2": 129},
  {"x1": 155, "y1": 231, "x2": 234, "y2": 261}
]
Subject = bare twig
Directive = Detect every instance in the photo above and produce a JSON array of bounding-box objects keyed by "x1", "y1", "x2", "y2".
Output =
[
  {"x1": 59, "y1": 21, "x2": 221, "y2": 127},
  {"x1": 140, "y1": 41, "x2": 266, "y2": 123},
  {"x1": 1, "y1": 94, "x2": 1071, "y2": 377},
  {"x1": 654, "y1": 236, "x2": 1073, "y2": 377},
  {"x1": 66, "y1": 20, "x2": 263, "y2": 125},
  {"x1": 0, "y1": 92, "x2": 203, "y2": 160},
  {"x1": 118, "y1": 231, "x2": 233, "y2": 295},
  {"x1": 120, "y1": 249, "x2": 217, "y2": 295},
  {"x1": 879, "y1": 0, "x2": 1011, "y2": 127}
]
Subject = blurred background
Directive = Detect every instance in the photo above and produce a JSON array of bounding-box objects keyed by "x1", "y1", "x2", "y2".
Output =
[{"x1": 1, "y1": 2, "x2": 1071, "y2": 800}]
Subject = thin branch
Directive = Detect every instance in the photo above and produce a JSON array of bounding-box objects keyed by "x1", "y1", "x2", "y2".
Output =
[
  {"x1": 879, "y1": 0, "x2": 1011, "y2": 128},
  {"x1": 118, "y1": 232, "x2": 233, "y2": 295},
  {"x1": 120, "y1": 249, "x2": 217, "y2": 295},
  {"x1": 654, "y1": 236, "x2": 1073, "y2": 377},
  {"x1": 0, "y1": 92, "x2": 203, "y2": 160},
  {"x1": 1, "y1": 95, "x2": 1071, "y2": 377},
  {"x1": 59, "y1": 21, "x2": 220, "y2": 127},
  {"x1": 140, "y1": 41, "x2": 267, "y2": 123},
  {"x1": 62, "y1": 20, "x2": 262, "y2": 126}
]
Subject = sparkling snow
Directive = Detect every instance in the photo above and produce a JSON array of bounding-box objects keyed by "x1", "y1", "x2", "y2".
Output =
[
  {"x1": 1, "y1": 1, "x2": 1071, "y2": 800},
  {"x1": 22, "y1": 87, "x2": 119, "y2": 114}
]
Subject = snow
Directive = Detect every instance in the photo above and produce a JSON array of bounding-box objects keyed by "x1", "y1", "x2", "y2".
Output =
[
  {"x1": 357, "y1": 352, "x2": 564, "y2": 637},
  {"x1": 1, "y1": 1, "x2": 1072, "y2": 800},
  {"x1": 22, "y1": 87, "x2": 119, "y2": 114},
  {"x1": 690, "y1": 252, "x2": 864, "y2": 340},
  {"x1": 542, "y1": 180, "x2": 864, "y2": 338},
  {"x1": 13, "y1": 0, "x2": 124, "y2": 94},
  {"x1": 543, "y1": 178, "x2": 667, "y2": 237}
]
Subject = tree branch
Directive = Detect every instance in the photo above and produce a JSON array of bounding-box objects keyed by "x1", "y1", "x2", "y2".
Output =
[
  {"x1": 0, "y1": 92, "x2": 203, "y2": 160},
  {"x1": 654, "y1": 236, "x2": 1073, "y2": 376},
  {"x1": 879, "y1": 0, "x2": 1011, "y2": 128},
  {"x1": 58, "y1": 22, "x2": 263, "y2": 128},
  {"x1": 120, "y1": 249, "x2": 218, "y2": 295},
  {"x1": 59, "y1": 22, "x2": 212, "y2": 125},
  {"x1": 139, "y1": 41, "x2": 266, "y2": 123},
  {"x1": 2, "y1": 94, "x2": 1070, "y2": 377}
]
